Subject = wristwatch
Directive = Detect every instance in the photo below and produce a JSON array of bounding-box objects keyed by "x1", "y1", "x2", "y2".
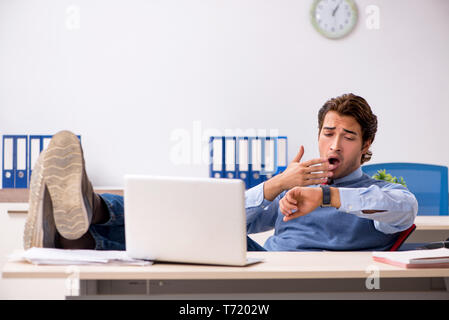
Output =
[{"x1": 320, "y1": 185, "x2": 331, "y2": 208}]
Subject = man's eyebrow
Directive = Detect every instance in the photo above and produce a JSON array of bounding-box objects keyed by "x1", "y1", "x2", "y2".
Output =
[
  {"x1": 323, "y1": 126, "x2": 358, "y2": 135},
  {"x1": 343, "y1": 129, "x2": 357, "y2": 135}
]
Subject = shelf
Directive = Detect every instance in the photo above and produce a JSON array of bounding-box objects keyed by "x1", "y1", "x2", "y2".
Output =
[{"x1": 0, "y1": 188, "x2": 123, "y2": 203}]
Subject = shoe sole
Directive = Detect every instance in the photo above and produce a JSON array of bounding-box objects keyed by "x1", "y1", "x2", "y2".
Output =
[
  {"x1": 23, "y1": 152, "x2": 46, "y2": 249},
  {"x1": 43, "y1": 131, "x2": 90, "y2": 240}
]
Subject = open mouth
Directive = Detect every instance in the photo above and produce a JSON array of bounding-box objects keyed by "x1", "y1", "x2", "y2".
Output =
[{"x1": 328, "y1": 156, "x2": 341, "y2": 169}]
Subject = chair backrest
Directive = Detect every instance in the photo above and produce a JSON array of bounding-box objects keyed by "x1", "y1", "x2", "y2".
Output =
[{"x1": 361, "y1": 163, "x2": 448, "y2": 216}]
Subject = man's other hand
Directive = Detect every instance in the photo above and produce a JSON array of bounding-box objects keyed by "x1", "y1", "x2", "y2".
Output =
[{"x1": 279, "y1": 187, "x2": 322, "y2": 222}]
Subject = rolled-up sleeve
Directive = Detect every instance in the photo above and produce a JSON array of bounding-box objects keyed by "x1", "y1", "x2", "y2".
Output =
[
  {"x1": 338, "y1": 183, "x2": 418, "y2": 234},
  {"x1": 245, "y1": 182, "x2": 285, "y2": 234}
]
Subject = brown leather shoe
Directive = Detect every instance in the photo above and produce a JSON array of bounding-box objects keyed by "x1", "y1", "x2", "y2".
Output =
[
  {"x1": 23, "y1": 130, "x2": 95, "y2": 249},
  {"x1": 43, "y1": 130, "x2": 93, "y2": 240}
]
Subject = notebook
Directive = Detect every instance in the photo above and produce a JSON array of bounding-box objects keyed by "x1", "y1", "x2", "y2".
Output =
[{"x1": 372, "y1": 248, "x2": 449, "y2": 268}]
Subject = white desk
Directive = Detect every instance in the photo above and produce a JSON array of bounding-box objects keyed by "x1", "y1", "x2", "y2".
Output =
[
  {"x1": 3, "y1": 251, "x2": 449, "y2": 300},
  {"x1": 408, "y1": 216, "x2": 449, "y2": 243},
  {"x1": 1, "y1": 189, "x2": 448, "y2": 299},
  {"x1": 414, "y1": 216, "x2": 449, "y2": 230}
]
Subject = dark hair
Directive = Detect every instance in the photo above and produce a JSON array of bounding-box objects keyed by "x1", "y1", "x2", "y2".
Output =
[{"x1": 318, "y1": 93, "x2": 378, "y2": 164}]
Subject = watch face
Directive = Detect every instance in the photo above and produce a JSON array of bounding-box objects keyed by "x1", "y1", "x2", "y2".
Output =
[{"x1": 311, "y1": 0, "x2": 358, "y2": 39}]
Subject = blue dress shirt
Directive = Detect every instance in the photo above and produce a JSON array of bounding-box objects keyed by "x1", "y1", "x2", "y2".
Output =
[{"x1": 245, "y1": 167, "x2": 418, "y2": 251}]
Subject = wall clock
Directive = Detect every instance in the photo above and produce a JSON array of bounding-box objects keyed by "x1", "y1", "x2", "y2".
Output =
[{"x1": 310, "y1": 0, "x2": 358, "y2": 39}]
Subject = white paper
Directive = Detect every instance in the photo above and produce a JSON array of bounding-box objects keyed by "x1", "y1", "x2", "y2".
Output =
[{"x1": 10, "y1": 248, "x2": 153, "y2": 266}]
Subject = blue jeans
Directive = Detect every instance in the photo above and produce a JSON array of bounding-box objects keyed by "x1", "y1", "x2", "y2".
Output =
[
  {"x1": 89, "y1": 194, "x2": 126, "y2": 250},
  {"x1": 90, "y1": 193, "x2": 267, "y2": 252}
]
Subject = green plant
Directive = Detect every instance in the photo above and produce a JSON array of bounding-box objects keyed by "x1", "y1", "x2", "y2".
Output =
[{"x1": 372, "y1": 169, "x2": 407, "y2": 187}]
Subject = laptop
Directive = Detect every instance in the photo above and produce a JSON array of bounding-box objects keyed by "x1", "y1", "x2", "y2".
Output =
[{"x1": 124, "y1": 175, "x2": 262, "y2": 266}]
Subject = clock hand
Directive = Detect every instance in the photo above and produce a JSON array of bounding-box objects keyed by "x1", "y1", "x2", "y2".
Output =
[{"x1": 332, "y1": 0, "x2": 343, "y2": 16}]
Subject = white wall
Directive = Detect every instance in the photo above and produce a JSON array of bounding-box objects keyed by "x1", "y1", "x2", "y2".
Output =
[{"x1": 1, "y1": 0, "x2": 448, "y2": 187}]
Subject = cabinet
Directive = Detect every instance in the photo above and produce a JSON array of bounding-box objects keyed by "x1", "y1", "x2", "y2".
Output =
[
  {"x1": 0, "y1": 188, "x2": 122, "y2": 299},
  {"x1": 0, "y1": 200, "x2": 67, "y2": 299}
]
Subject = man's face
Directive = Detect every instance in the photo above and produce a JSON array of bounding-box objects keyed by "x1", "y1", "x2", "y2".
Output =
[{"x1": 318, "y1": 111, "x2": 370, "y2": 179}]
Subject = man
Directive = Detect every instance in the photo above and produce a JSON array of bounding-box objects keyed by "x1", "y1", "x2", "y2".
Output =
[
  {"x1": 24, "y1": 93, "x2": 417, "y2": 251},
  {"x1": 246, "y1": 93, "x2": 417, "y2": 251}
]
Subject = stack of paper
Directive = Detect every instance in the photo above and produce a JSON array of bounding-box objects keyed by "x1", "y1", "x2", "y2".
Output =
[
  {"x1": 372, "y1": 248, "x2": 449, "y2": 268},
  {"x1": 10, "y1": 247, "x2": 152, "y2": 266}
]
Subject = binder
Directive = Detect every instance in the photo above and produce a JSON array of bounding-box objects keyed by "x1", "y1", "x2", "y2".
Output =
[
  {"x1": 249, "y1": 136, "x2": 263, "y2": 188},
  {"x1": 224, "y1": 137, "x2": 236, "y2": 179},
  {"x1": 209, "y1": 136, "x2": 224, "y2": 178},
  {"x1": 2, "y1": 134, "x2": 82, "y2": 188},
  {"x1": 208, "y1": 135, "x2": 288, "y2": 189},
  {"x1": 261, "y1": 136, "x2": 277, "y2": 180},
  {"x1": 2, "y1": 135, "x2": 28, "y2": 188},
  {"x1": 275, "y1": 136, "x2": 288, "y2": 175},
  {"x1": 2, "y1": 136, "x2": 14, "y2": 188},
  {"x1": 236, "y1": 137, "x2": 250, "y2": 188},
  {"x1": 15, "y1": 136, "x2": 28, "y2": 188}
]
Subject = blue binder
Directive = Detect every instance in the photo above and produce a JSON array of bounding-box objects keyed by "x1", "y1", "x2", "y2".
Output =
[
  {"x1": 275, "y1": 136, "x2": 288, "y2": 175},
  {"x1": 261, "y1": 136, "x2": 277, "y2": 181},
  {"x1": 224, "y1": 137, "x2": 236, "y2": 179},
  {"x1": 236, "y1": 137, "x2": 250, "y2": 188},
  {"x1": 15, "y1": 135, "x2": 28, "y2": 188},
  {"x1": 209, "y1": 136, "x2": 224, "y2": 178},
  {"x1": 2, "y1": 136, "x2": 15, "y2": 188},
  {"x1": 2, "y1": 135, "x2": 28, "y2": 188},
  {"x1": 248, "y1": 136, "x2": 264, "y2": 188},
  {"x1": 209, "y1": 135, "x2": 288, "y2": 189}
]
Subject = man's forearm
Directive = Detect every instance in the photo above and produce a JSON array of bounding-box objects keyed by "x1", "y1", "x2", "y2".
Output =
[
  {"x1": 329, "y1": 187, "x2": 381, "y2": 212},
  {"x1": 265, "y1": 178, "x2": 342, "y2": 207},
  {"x1": 330, "y1": 187, "x2": 341, "y2": 209},
  {"x1": 263, "y1": 174, "x2": 284, "y2": 201}
]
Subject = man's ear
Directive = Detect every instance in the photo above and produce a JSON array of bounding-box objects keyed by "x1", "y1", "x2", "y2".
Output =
[{"x1": 361, "y1": 140, "x2": 372, "y2": 154}]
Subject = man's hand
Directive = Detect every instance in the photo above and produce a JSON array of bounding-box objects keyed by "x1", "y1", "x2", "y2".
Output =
[
  {"x1": 279, "y1": 186, "x2": 341, "y2": 222},
  {"x1": 279, "y1": 187, "x2": 322, "y2": 222},
  {"x1": 263, "y1": 145, "x2": 335, "y2": 201},
  {"x1": 279, "y1": 145, "x2": 335, "y2": 189}
]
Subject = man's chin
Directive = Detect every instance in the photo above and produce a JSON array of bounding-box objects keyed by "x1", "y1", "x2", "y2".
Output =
[
  {"x1": 330, "y1": 167, "x2": 345, "y2": 180},
  {"x1": 331, "y1": 165, "x2": 360, "y2": 180},
  {"x1": 330, "y1": 171, "x2": 341, "y2": 180}
]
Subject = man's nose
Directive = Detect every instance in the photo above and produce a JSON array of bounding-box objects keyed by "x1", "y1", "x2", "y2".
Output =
[{"x1": 330, "y1": 136, "x2": 342, "y2": 151}]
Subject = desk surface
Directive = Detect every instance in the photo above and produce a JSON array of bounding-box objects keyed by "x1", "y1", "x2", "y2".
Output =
[
  {"x1": 3, "y1": 252, "x2": 449, "y2": 281},
  {"x1": 414, "y1": 216, "x2": 449, "y2": 230}
]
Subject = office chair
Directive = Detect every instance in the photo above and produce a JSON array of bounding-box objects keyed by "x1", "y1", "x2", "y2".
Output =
[
  {"x1": 362, "y1": 162, "x2": 448, "y2": 216},
  {"x1": 388, "y1": 224, "x2": 416, "y2": 251},
  {"x1": 362, "y1": 163, "x2": 448, "y2": 250}
]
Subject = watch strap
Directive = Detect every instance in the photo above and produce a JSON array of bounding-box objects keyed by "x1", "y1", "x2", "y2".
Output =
[{"x1": 320, "y1": 185, "x2": 331, "y2": 207}]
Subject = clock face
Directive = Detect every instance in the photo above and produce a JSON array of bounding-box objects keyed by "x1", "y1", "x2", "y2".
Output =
[{"x1": 311, "y1": 0, "x2": 358, "y2": 39}]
